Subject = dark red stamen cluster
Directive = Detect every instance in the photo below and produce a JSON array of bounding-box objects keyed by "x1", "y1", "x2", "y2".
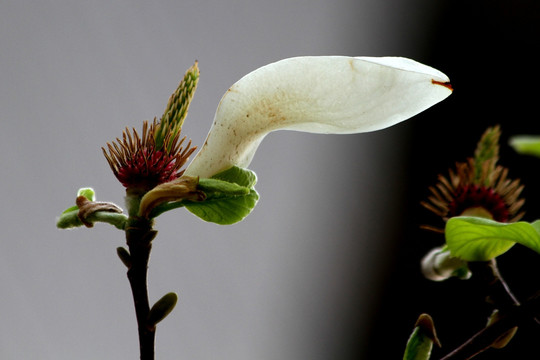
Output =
[
  {"x1": 102, "y1": 120, "x2": 196, "y2": 193},
  {"x1": 422, "y1": 126, "x2": 525, "y2": 233},
  {"x1": 116, "y1": 150, "x2": 179, "y2": 191},
  {"x1": 447, "y1": 184, "x2": 510, "y2": 222},
  {"x1": 422, "y1": 160, "x2": 524, "y2": 233}
]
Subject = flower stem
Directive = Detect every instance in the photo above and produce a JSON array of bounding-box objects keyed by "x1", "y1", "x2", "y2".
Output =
[
  {"x1": 468, "y1": 260, "x2": 520, "y2": 308},
  {"x1": 125, "y1": 217, "x2": 157, "y2": 360},
  {"x1": 439, "y1": 261, "x2": 539, "y2": 360},
  {"x1": 439, "y1": 290, "x2": 540, "y2": 360}
]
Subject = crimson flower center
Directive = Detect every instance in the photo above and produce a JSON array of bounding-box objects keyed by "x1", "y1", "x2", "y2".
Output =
[
  {"x1": 116, "y1": 150, "x2": 179, "y2": 191},
  {"x1": 447, "y1": 185, "x2": 510, "y2": 222}
]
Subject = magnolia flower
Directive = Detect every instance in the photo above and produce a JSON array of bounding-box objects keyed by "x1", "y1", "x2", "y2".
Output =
[
  {"x1": 102, "y1": 64, "x2": 200, "y2": 195},
  {"x1": 422, "y1": 126, "x2": 525, "y2": 233},
  {"x1": 99, "y1": 56, "x2": 452, "y2": 223},
  {"x1": 185, "y1": 56, "x2": 452, "y2": 178}
]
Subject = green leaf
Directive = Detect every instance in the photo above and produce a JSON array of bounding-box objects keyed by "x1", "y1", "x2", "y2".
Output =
[
  {"x1": 210, "y1": 165, "x2": 257, "y2": 188},
  {"x1": 185, "y1": 166, "x2": 259, "y2": 225},
  {"x1": 445, "y1": 217, "x2": 540, "y2": 261},
  {"x1": 186, "y1": 189, "x2": 259, "y2": 225},
  {"x1": 403, "y1": 314, "x2": 440, "y2": 360},
  {"x1": 522, "y1": 220, "x2": 540, "y2": 254},
  {"x1": 509, "y1": 136, "x2": 540, "y2": 158},
  {"x1": 197, "y1": 178, "x2": 251, "y2": 196}
]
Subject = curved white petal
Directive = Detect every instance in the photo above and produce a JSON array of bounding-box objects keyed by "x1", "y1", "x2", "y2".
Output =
[{"x1": 186, "y1": 56, "x2": 452, "y2": 178}]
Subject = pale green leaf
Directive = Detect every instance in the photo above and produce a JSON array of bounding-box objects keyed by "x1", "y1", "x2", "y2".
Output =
[
  {"x1": 210, "y1": 165, "x2": 257, "y2": 188},
  {"x1": 197, "y1": 178, "x2": 250, "y2": 196},
  {"x1": 509, "y1": 136, "x2": 540, "y2": 158},
  {"x1": 445, "y1": 217, "x2": 540, "y2": 261},
  {"x1": 185, "y1": 189, "x2": 259, "y2": 225},
  {"x1": 185, "y1": 166, "x2": 259, "y2": 225}
]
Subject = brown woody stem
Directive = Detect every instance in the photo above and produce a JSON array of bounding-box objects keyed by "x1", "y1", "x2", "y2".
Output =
[
  {"x1": 125, "y1": 217, "x2": 157, "y2": 360},
  {"x1": 439, "y1": 260, "x2": 539, "y2": 360},
  {"x1": 439, "y1": 290, "x2": 540, "y2": 360}
]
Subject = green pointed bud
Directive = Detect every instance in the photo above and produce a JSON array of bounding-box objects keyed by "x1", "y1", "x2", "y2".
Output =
[
  {"x1": 473, "y1": 126, "x2": 501, "y2": 185},
  {"x1": 117, "y1": 247, "x2": 132, "y2": 268},
  {"x1": 148, "y1": 292, "x2": 178, "y2": 329},
  {"x1": 154, "y1": 62, "x2": 199, "y2": 151},
  {"x1": 403, "y1": 314, "x2": 441, "y2": 360}
]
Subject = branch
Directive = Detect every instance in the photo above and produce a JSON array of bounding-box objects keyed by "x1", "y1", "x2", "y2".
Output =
[
  {"x1": 439, "y1": 288, "x2": 540, "y2": 360},
  {"x1": 125, "y1": 218, "x2": 157, "y2": 360}
]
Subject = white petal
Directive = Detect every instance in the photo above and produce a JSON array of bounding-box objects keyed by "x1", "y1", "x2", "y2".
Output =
[{"x1": 186, "y1": 56, "x2": 452, "y2": 178}]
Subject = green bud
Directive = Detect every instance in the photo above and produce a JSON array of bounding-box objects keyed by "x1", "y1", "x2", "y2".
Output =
[
  {"x1": 148, "y1": 292, "x2": 178, "y2": 329},
  {"x1": 116, "y1": 247, "x2": 132, "y2": 268},
  {"x1": 155, "y1": 62, "x2": 199, "y2": 151},
  {"x1": 77, "y1": 187, "x2": 96, "y2": 201},
  {"x1": 403, "y1": 314, "x2": 441, "y2": 360},
  {"x1": 473, "y1": 126, "x2": 500, "y2": 185}
]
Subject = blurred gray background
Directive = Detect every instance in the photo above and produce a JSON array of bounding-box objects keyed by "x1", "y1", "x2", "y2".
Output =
[{"x1": 6, "y1": 0, "x2": 535, "y2": 359}]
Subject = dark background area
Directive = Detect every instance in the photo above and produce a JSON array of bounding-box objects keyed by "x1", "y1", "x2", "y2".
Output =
[{"x1": 365, "y1": 1, "x2": 540, "y2": 358}]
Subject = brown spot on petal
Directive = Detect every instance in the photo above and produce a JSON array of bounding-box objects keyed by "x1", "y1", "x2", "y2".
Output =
[{"x1": 432, "y1": 79, "x2": 453, "y2": 91}]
